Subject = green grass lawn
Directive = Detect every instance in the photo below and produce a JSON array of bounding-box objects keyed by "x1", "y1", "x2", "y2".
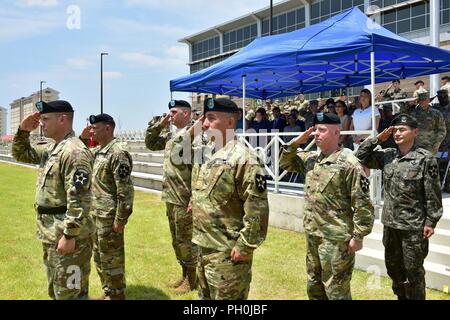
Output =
[{"x1": 0, "y1": 162, "x2": 448, "y2": 300}]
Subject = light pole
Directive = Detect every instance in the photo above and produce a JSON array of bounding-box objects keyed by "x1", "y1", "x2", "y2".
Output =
[
  {"x1": 40, "y1": 81, "x2": 46, "y2": 101},
  {"x1": 39, "y1": 81, "x2": 46, "y2": 142},
  {"x1": 101, "y1": 52, "x2": 109, "y2": 114}
]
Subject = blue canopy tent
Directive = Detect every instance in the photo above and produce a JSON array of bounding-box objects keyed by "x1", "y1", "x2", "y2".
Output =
[{"x1": 170, "y1": 7, "x2": 450, "y2": 131}]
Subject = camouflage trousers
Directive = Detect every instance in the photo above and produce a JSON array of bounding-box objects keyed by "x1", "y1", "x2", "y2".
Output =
[
  {"x1": 166, "y1": 203, "x2": 197, "y2": 268},
  {"x1": 383, "y1": 226, "x2": 428, "y2": 300},
  {"x1": 305, "y1": 233, "x2": 355, "y2": 300},
  {"x1": 93, "y1": 216, "x2": 126, "y2": 296},
  {"x1": 197, "y1": 246, "x2": 252, "y2": 300},
  {"x1": 42, "y1": 238, "x2": 92, "y2": 300}
]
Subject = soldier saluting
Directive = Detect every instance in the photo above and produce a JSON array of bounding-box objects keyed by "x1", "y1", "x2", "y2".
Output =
[{"x1": 355, "y1": 114, "x2": 443, "y2": 300}]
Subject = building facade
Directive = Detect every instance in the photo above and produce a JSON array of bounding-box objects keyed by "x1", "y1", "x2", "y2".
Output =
[
  {"x1": 10, "y1": 87, "x2": 60, "y2": 135},
  {"x1": 180, "y1": 0, "x2": 450, "y2": 108},
  {"x1": 0, "y1": 106, "x2": 7, "y2": 137}
]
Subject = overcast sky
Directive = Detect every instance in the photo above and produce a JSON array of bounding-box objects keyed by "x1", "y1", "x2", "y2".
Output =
[{"x1": 0, "y1": 0, "x2": 285, "y2": 134}]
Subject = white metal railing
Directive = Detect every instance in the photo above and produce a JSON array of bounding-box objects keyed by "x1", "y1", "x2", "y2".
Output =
[
  {"x1": 116, "y1": 130, "x2": 146, "y2": 142},
  {"x1": 237, "y1": 130, "x2": 383, "y2": 204}
]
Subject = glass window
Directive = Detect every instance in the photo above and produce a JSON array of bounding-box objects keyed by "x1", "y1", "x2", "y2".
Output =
[
  {"x1": 273, "y1": 16, "x2": 279, "y2": 31},
  {"x1": 230, "y1": 31, "x2": 236, "y2": 43},
  {"x1": 287, "y1": 11, "x2": 296, "y2": 27},
  {"x1": 251, "y1": 24, "x2": 257, "y2": 37},
  {"x1": 397, "y1": 19, "x2": 411, "y2": 33},
  {"x1": 279, "y1": 13, "x2": 287, "y2": 30},
  {"x1": 297, "y1": 7, "x2": 305, "y2": 23},
  {"x1": 411, "y1": 2, "x2": 426, "y2": 16},
  {"x1": 342, "y1": 0, "x2": 353, "y2": 10},
  {"x1": 262, "y1": 19, "x2": 269, "y2": 35},
  {"x1": 397, "y1": 6, "x2": 410, "y2": 20},
  {"x1": 236, "y1": 28, "x2": 243, "y2": 42},
  {"x1": 383, "y1": 10, "x2": 396, "y2": 24},
  {"x1": 384, "y1": 0, "x2": 396, "y2": 6},
  {"x1": 385, "y1": 22, "x2": 396, "y2": 33},
  {"x1": 311, "y1": 2, "x2": 320, "y2": 19},
  {"x1": 353, "y1": 0, "x2": 364, "y2": 6},
  {"x1": 331, "y1": 0, "x2": 341, "y2": 14},
  {"x1": 412, "y1": 15, "x2": 426, "y2": 30},
  {"x1": 322, "y1": 0, "x2": 330, "y2": 16}
]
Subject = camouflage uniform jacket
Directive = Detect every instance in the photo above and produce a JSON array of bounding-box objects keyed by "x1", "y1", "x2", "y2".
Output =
[
  {"x1": 191, "y1": 139, "x2": 269, "y2": 256},
  {"x1": 280, "y1": 142, "x2": 374, "y2": 241},
  {"x1": 384, "y1": 88, "x2": 407, "y2": 101},
  {"x1": 435, "y1": 103, "x2": 450, "y2": 152},
  {"x1": 145, "y1": 120, "x2": 192, "y2": 207},
  {"x1": 12, "y1": 129, "x2": 94, "y2": 244},
  {"x1": 410, "y1": 105, "x2": 446, "y2": 153},
  {"x1": 89, "y1": 138, "x2": 134, "y2": 225},
  {"x1": 355, "y1": 137, "x2": 443, "y2": 230}
]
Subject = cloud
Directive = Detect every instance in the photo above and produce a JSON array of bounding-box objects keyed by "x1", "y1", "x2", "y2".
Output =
[
  {"x1": 120, "y1": 46, "x2": 187, "y2": 68},
  {"x1": 66, "y1": 58, "x2": 94, "y2": 70},
  {"x1": 15, "y1": 0, "x2": 59, "y2": 7},
  {"x1": 103, "y1": 71, "x2": 124, "y2": 79}
]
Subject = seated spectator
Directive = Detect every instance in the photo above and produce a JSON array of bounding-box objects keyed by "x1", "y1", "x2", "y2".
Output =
[
  {"x1": 350, "y1": 89, "x2": 380, "y2": 148},
  {"x1": 304, "y1": 100, "x2": 319, "y2": 129},
  {"x1": 335, "y1": 100, "x2": 353, "y2": 150},
  {"x1": 250, "y1": 107, "x2": 272, "y2": 147},
  {"x1": 283, "y1": 113, "x2": 304, "y2": 143},
  {"x1": 325, "y1": 98, "x2": 337, "y2": 114},
  {"x1": 290, "y1": 109, "x2": 306, "y2": 130},
  {"x1": 236, "y1": 108, "x2": 244, "y2": 131}
]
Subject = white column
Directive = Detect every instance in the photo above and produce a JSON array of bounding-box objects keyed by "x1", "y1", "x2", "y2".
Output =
[
  {"x1": 214, "y1": 29, "x2": 224, "y2": 55},
  {"x1": 304, "y1": 1, "x2": 311, "y2": 27},
  {"x1": 430, "y1": 0, "x2": 440, "y2": 95},
  {"x1": 251, "y1": 14, "x2": 262, "y2": 38}
]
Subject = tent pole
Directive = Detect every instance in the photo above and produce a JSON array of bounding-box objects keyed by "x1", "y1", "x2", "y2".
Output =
[
  {"x1": 242, "y1": 76, "x2": 246, "y2": 131},
  {"x1": 370, "y1": 51, "x2": 376, "y2": 138}
]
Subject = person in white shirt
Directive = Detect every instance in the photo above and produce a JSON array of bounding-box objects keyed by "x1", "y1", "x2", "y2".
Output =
[{"x1": 350, "y1": 89, "x2": 380, "y2": 149}]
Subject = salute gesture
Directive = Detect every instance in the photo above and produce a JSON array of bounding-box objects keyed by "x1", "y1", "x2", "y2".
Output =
[
  {"x1": 20, "y1": 112, "x2": 41, "y2": 132},
  {"x1": 377, "y1": 126, "x2": 393, "y2": 142},
  {"x1": 291, "y1": 126, "x2": 315, "y2": 147}
]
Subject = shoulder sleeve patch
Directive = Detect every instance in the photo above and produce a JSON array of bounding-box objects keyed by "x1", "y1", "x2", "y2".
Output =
[
  {"x1": 360, "y1": 175, "x2": 370, "y2": 193},
  {"x1": 118, "y1": 163, "x2": 131, "y2": 179},
  {"x1": 255, "y1": 174, "x2": 267, "y2": 193},
  {"x1": 73, "y1": 167, "x2": 90, "y2": 189},
  {"x1": 428, "y1": 163, "x2": 439, "y2": 179}
]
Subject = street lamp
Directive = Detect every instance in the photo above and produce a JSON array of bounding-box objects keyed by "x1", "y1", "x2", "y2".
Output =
[
  {"x1": 40, "y1": 81, "x2": 46, "y2": 101},
  {"x1": 100, "y1": 52, "x2": 109, "y2": 114}
]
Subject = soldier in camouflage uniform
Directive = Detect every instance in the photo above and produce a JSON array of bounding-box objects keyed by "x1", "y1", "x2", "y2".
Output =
[
  {"x1": 433, "y1": 90, "x2": 450, "y2": 192},
  {"x1": 145, "y1": 100, "x2": 197, "y2": 294},
  {"x1": 80, "y1": 113, "x2": 134, "y2": 300},
  {"x1": 355, "y1": 114, "x2": 443, "y2": 300},
  {"x1": 280, "y1": 112, "x2": 374, "y2": 300},
  {"x1": 191, "y1": 97, "x2": 269, "y2": 300},
  {"x1": 12, "y1": 100, "x2": 94, "y2": 300},
  {"x1": 409, "y1": 91, "x2": 446, "y2": 154}
]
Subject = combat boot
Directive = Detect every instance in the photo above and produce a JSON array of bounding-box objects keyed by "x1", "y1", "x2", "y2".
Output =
[
  {"x1": 169, "y1": 266, "x2": 186, "y2": 288},
  {"x1": 174, "y1": 267, "x2": 197, "y2": 294},
  {"x1": 104, "y1": 293, "x2": 126, "y2": 300}
]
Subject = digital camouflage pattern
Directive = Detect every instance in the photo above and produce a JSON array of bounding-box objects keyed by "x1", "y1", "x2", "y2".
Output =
[
  {"x1": 280, "y1": 142, "x2": 374, "y2": 241},
  {"x1": 145, "y1": 119, "x2": 197, "y2": 270},
  {"x1": 88, "y1": 138, "x2": 134, "y2": 296},
  {"x1": 437, "y1": 103, "x2": 450, "y2": 152},
  {"x1": 409, "y1": 105, "x2": 446, "y2": 154},
  {"x1": 12, "y1": 129, "x2": 94, "y2": 299},
  {"x1": 355, "y1": 137, "x2": 443, "y2": 231},
  {"x1": 280, "y1": 142, "x2": 374, "y2": 300},
  {"x1": 383, "y1": 227, "x2": 428, "y2": 300},
  {"x1": 306, "y1": 234, "x2": 354, "y2": 300},
  {"x1": 192, "y1": 139, "x2": 269, "y2": 300},
  {"x1": 355, "y1": 137, "x2": 443, "y2": 300}
]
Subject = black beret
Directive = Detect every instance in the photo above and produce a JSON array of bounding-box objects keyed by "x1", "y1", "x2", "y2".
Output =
[
  {"x1": 437, "y1": 89, "x2": 448, "y2": 96},
  {"x1": 313, "y1": 112, "x2": 341, "y2": 125},
  {"x1": 390, "y1": 113, "x2": 418, "y2": 128},
  {"x1": 442, "y1": 76, "x2": 450, "y2": 81},
  {"x1": 414, "y1": 80, "x2": 424, "y2": 85},
  {"x1": 204, "y1": 98, "x2": 239, "y2": 114},
  {"x1": 89, "y1": 113, "x2": 115, "y2": 126},
  {"x1": 168, "y1": 100, "x2": 191, "y2": 109},
  {"x1": 35, "y1": 100, "x2": 74, "y2": 114}
]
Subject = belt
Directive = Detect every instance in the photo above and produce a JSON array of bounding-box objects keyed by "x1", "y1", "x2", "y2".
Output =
[{"x1": 36, "y1": 205, "x2": 67, "y2": 215}]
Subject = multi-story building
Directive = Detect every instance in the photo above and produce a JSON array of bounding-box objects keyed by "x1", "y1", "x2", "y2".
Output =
[
  {"x1": 10, "y1": 87, "x2": 59, "y2": 135},
  {"x1": 0, "y1": 106, "x2": 7, "y2": 137},
  {"x1": 179, "y1": 0, "x2": 450, "y2": 108}
]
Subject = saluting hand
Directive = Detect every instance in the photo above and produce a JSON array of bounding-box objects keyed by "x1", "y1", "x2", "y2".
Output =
[
  {"x1": 160, "y1": 113, "x2": 171, "y2": 128},
  {"x1": 80, "y1": 125, "x2": 92, "y2": 140},
  {"x1": 187, "y1": 115, "x2": 205, "y2": 137},
  {"x1": 20, "y1": 112, "x2": 41, "y2": 132},
  {"x1": 292, "y1": 126, "x2": 315, "y2": 147},
  {"x1": 377, "y1": 126, "x2": 393, "y2": 142}
]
